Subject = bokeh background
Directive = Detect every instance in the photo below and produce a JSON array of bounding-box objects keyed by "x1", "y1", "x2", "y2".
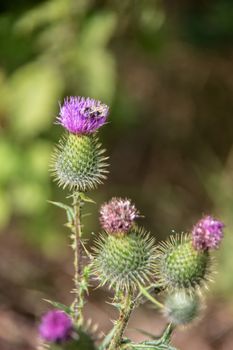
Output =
[{"x1": 0, "y1": 0, "x2": 233, "y2": 349}]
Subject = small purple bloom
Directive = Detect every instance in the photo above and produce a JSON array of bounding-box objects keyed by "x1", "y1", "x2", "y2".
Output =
[
  {"x1": 192, "y1": 215, "x2": 224, "y2": 251},
  {"x1": 100, "y1": 197, "x2": 139, "y2": 234},
  {"x1": 39, "y1": 310, "x2": 72, "y2": 343},
  {"x1": 57, "y1": 96, "x2": 109, "y2": 134}
]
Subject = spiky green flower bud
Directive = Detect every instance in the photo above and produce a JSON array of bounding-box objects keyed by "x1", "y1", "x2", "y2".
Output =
[
  {"x1": 164, "y1": 291, "x2": 200, "y2": 325},
  {"x1": 51, "y1": 133, "x2": 108, "y2": 191},
  {"x1": 93, "y1": 227, "x2": 157, "y2": 292},
  {"x1": 157, "y1": 235, "x2": 211, "y2": 291}
]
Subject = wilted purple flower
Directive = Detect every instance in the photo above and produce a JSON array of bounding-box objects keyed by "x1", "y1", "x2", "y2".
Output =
[
  {"x1": 192, "y1": 215, "x2": 224, "y2": 251},
  {"x1": 57, "y1": 96, "x2": 109, "y2": 134},
  {"x1": 100, "y1": 197, "x2": 139, "y2": 234},
  {"x1": 39, "y1": 310, "x2": 72, "y2": 343}
]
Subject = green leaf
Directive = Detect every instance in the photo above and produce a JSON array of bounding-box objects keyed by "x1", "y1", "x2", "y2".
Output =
[
  {"x1": 8, "y1": 62, "x2": 63, "y2": 138},
  {"x1": 134, "y1": 328, "x2": 159, "y2": 340},
  {"x1": 138, "y1": 284, "x2": 164, "y2": 309},
  {"x1": 48, "y1": 200, "x2": 74, "y2": 223},
  {"x1": 15, "y1": 0, "x2": 73, "y2": 33},
  {"x1": 98, "y1": 327, "x2": 116, "y2": 350},
  {"x1": 82, "y1": 213, "x2": 92, "y2": 218},
  {"x1": 108, "y1": 302, "x2": 122, "y2": 310},
  {"x1": 43, "y1": 299, "x2": 72, "y2": 314},
  {"x1": 80, "y1": 11, "x2": 117, "y2": 49},
  {"x1": 157, "y1": 324, "x2": 174, "y2": 345},
  {"x1": 124, "y1": 345, "x2": 177, "y2": 350},
  {"x1": 138, "y1": 342, "x2": 173, "y2": 349},
  {"x1": 79, "y1": 192, "x2": 96, "y2": 204},
  {"x1": 126, "y1": 324, "x2": 176, "y2": 350}
]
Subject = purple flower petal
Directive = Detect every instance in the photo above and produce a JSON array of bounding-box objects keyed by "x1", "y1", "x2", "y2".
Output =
[
  {"x1": 100, "y1": 197, "x2": 139, "y2": 234},
  {"x1": 192, "y1": 215, "x2": 224, "y2": 251},
  {"x1": 39, "y1": 310, "x2": 72, "y2": 343},
  {"x1": 57, "y1": 96, "x2": 109, "y2": 134}
]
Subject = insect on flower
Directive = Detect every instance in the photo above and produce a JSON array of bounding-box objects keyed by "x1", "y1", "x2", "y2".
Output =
[
  {"x1": 57, "y1": 96, "x2": 109, "y2": 135},
  {"x1": 83, "y1": 105, "x2": 109, "y2": 120}
]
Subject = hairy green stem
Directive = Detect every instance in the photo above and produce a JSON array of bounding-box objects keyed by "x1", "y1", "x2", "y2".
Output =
[
  {"x1": 71, "y1": 191, "x2": 84, "y2": 326},
  {"x1": 109, "y1": 291, "x2": 134, "y2": 350}
]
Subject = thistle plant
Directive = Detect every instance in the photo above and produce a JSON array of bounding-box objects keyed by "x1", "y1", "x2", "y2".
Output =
[{"x1": 38, "y1": 96, "x2": 226, "y2": 350}]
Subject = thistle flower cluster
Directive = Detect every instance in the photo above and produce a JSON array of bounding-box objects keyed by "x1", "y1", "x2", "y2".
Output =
[
  {"x1": 99, "y1": 197, "x2": 139, "y2": 234},
  {"x1": 38, "y1": 95, "x2": 226, "y2": 350},
  {"x1": 39, "y1": 310, "x2": 72, "y2": 343},
  {"x1": 192, "y1": 215, "x2": 224, "y2": 251},
  {"x1": 57, "y1": 96, "x2": 109, "y2": 135}
]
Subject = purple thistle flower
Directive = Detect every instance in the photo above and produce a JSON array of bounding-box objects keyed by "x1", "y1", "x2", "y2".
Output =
[
  {"x1": 100, "y1": 197, "x2": 139, "y2": 234},
  {"x1": 57, "y1": 96, "x2": 109, "y2": 134},
  {"x1": 39, "y1": 310, "x2": 72, "y2": 343},
  {"x1": 192, "y1": 215, "x2": 224, "y2": 251}
]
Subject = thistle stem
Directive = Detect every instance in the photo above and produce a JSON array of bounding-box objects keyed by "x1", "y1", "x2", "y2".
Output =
[
  {"x1": 109, "y1": 291, "x2": 134, "y2": 350},
  {"x1": 72, "y1": 191, "x2": 84, "y2": 326}
]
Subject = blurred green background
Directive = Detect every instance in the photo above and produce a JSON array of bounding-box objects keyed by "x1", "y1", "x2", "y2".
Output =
[{"x1": 0, "y1": 0, "x2": 233, "y2": 349}]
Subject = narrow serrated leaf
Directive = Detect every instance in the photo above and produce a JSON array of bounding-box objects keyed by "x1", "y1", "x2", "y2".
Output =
[
  {"x1": 126, "y1": 345, "x2": 177, "y2": 350},
  {"x1": 138, "y1": 284, "x2": 164, "y2": 309},
  {"x1": 82, "y1": 213, "x2": 92, "y2": 218},
  {"x1": 43, "y1": 299, "x2": 72, "y2": 315},
  {"x1": 98, "y1": 327, "x2": 115, "y2": 350},
  {"x1": 48, "y1": 200, "x2": 75, "y2": 223},
  {"x1": 79, "y1": 193, "x2": 96, "y2": 204},
  {"x1": 133, "y1": 328, "x2": 159, "y2": 340}
]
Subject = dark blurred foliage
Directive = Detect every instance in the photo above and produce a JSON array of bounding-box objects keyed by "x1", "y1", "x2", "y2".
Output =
[{"x1": 0, "y1": 1, "x2": 233, "y2": 349}]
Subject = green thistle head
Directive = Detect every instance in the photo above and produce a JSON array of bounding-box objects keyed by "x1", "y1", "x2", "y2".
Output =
[
  {"x1": 93, "y1": 227, "x2": 157, "y2": 292},
  {"x1": 51, "y1": 133, "x2": 108, "y2": 191},
  {"x1": 164, "y1": 291, "x2": 200, "y2": 326},
  {"x1": 157, "y1": 234, "x2": 211, "y2": 291}
]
